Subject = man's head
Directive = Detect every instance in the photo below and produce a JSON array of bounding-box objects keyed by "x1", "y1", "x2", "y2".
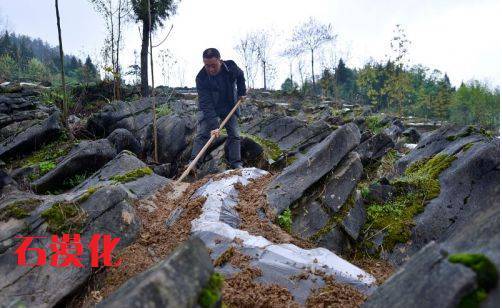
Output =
[{"x1": 203, "y1": 48, "x2": 222, "y2": 76}]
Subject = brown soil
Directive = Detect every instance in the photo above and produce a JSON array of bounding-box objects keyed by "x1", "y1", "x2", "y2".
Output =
[
  {"x1": 218, "y1": 245, "x2": 300, "y2": 308},
  {"x1": 73, "y1": 176, "x2": 213, "y2": 307},
  {"x1": 350, "y1": 257, "x2": 395, "y2": 285},
  {"x1": 305, "y1": 275, "x2": 367, "y2": 308},
  {"x1": 233, "y1": 173, "x2": 314, "y2": 249},
  {"x1": 69, "y1": 168, "x2": 393, "y2": 307}
]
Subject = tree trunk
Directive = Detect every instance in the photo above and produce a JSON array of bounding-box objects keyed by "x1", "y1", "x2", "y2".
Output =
[
  {"x1": 115, "y1": 0, "x2": 122, "y2": 100},
  {"x1": 54, "y1": 0, "x2": 71, "y2": 137},
  {"x1": 310, "y1": 49, "x2": 315, "y2": 90},
  {"x1": 289, "y1": 61, "x2": 293, "y2": 84},
  {"x1": 140, "y1": 18, "x2": 150, "y2": 97},
  {"x1": 262, "y1": 60, "x2": 266, "y2": 90},
  {"x1": 147, "y1": 0, "x2": 158, "y2": 163}
]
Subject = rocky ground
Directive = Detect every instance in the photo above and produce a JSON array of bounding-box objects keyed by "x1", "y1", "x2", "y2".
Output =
[{"x1": 0, "y1": 82, "x2": 499, "y2": 307}]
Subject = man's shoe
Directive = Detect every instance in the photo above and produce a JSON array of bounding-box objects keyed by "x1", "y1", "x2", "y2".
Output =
[{"x1": 231, "y1": 163, "x2": 243, "y2": 169}]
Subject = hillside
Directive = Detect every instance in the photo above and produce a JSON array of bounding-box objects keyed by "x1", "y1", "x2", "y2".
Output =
[{"x1": 0, "y1": 81, "x2": 499, "y2": 307}]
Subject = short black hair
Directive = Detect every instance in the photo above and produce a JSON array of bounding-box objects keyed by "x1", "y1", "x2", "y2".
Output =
[{"x1": 202, "y1": 48, "x2": 220, "y2": 59}]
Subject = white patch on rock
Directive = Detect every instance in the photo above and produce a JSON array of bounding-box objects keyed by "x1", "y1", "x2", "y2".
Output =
[{"x1": 191, "y1": 167, "x2": 376, "y2": 294}]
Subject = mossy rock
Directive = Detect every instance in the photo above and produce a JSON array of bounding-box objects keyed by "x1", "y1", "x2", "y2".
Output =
[
  {"x1": 449, "y1": 253, "x2": 499, "y2": 308},
  {"x1": 198, "y1": 272, "x2": 224, "y2": 308},
  {"x1": 309, "y1": 191, "x2": 357, "y2": 242},
  {"x1": 0, "y1": 199, "x2": 41, "y2": 221},
  {"x1": 241, "y1": 133, "x2": 282, "y2": 162},
  {"x1": 364, "y1": 153, "x2": 456, "y2": 250},
  {"x1": 40, "y1": 201, "x2": 87, "y2": 234},
  {"x1": 77, "y1": 186, "x2": 99, "y2": 203},
  {"x1": 110, "y1": 167, "x2": 153, "y2": 183}
]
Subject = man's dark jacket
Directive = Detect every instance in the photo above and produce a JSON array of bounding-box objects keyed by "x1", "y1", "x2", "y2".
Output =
[{"x1": 195, "y1": 60, "x2": 246, "y2": 121}]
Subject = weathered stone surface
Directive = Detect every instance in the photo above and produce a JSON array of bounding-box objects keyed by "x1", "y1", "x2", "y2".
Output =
[
  {"x1": 403, "y1": 127, "x2": 421, "y2": 143},
  {"x1": 242, "y1": 114, "x2": 332, "y2": 154},
  {"x1": 31, "y1": 139, "x2": 117, "y2": 193},
  {"x1": 322, "y1": 151, "x2": 363, "y2": 213},
  {"x1": 366, "y1": 182, "x2": 396, "y2": 204},
  {"x1": 0, "y1": 186, "x2": 140, "y2": 307},
  {"x1": 266, "y1": 123, "x2": 360, "y2": 215},
  {"x1": 390, "y1": 136, "x2": 499, "y2": 265},
  {"x1": 86, "y1": 99, "x2": 154, "y2": 138},
  {"x1": 107, "y1": 128, "x2": 141, "y2": 155},
  {"x1": 355, "y1": 132, "x2": 394, "y2": 165},
  {"x1": 74, "y1": 151, "x2": 169, "y2": 199},
  {"x1": 98, "y1": 237, "x2": 213, "y2": 308},
  {"x1": 364, "y1": 242, "x2": 478, "y2": 308},
  {"x1": 292, "y1": 200, "x2": 331, "y2": 239},
  {"x1": 0, "y1": 111, "x2": 63, "y2": 160},
  {"x1": 316, "y1": 226, "x2": 351, "y2": 255},
  {"x1": 342, "y1": 191, "x2": 366, "y2": 240},
  {"x1": 145, "y1": 114, "x2": 195, "y2": 164},
  {"x1": 395, "y1": 125, "x2": 485, "y2": 174}
]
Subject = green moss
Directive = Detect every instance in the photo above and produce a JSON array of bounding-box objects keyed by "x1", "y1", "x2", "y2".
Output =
[
  {"x1": 110, "y1": 167, "x2": 153, "y2": 183},
  {"x1": 198, "y1": 272, "x2": 224, "y2": 308},
  {"x1": 449, "y1": 253, "x2": 498, "y2": 290},
  {"x1": 462, "y1": 143, "x2": 474, "y2": 152},
  {"x1": 449, "y1": 253, "x2": 499, "y2": 308},
  {"x1": 364, "y1": 154, "x2": 456, "y2": 249},
  {"x1": 285, "y1": 156, "x2": 298, "y2": 166},
  {"x1": 0, "y1": 199, "x2": 41, "y2": 221},
  {"x1": 155, "y1": 104, "x2": 172, "y2": 117},
  {"x1": 277, "y1": 208, "x2": 292, "y2": 233},
  {"x1": 365, "y1": 115, "x2": 388, "y2": 134},
  {"x1": 242, "y1": 133, "x2": 283, "y2": 162},
  {"x1": 40, "y1": 201, "x2": 87, "y2": 234},
  {"x1": 359, "y1": 184, "x2": 370, "y2": 200},
  {"x1": 77, "y1": 186, "x2": 99, "y2": 203},
  {"x1": 310, "y1": 192, "x2": 357, "y2": 242},
  {"x1": 18, "y1": 135, "x2": 75, "y2": 168},
  {"x1": 447, "y1": 126, "x2": 478, "y2": 142}
]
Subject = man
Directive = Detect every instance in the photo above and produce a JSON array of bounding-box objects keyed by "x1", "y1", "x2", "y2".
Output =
[{"x1": 189, "y1": 48, "x2": 246, "y2": 170}]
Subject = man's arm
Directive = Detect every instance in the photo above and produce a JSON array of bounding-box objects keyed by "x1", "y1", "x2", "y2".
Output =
[
  {"x1": 235, "y1": 66, "x2": 246, "y2": 97},
  {"x1": 227, "y1": 60, "x2": 246, "y2": 97},
  {"x1": 196, "y1": 76, "x2": 218, "y2": 124}
]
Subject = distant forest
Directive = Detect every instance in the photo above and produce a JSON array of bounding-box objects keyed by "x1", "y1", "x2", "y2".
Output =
[{"x1": 0, "y1": 31, "x2": 100, "y2": 85}]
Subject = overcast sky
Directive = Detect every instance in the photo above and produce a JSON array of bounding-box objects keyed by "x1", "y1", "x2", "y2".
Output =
[{"x1": 0, "y1": 0, "x2": 500, "y2": 89}]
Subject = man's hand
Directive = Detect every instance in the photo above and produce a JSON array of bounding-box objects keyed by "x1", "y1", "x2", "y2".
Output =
[
  {"x1": 210, "y1": 129, "x2": 221, "y2": 138},
  {"x1": 238, "y1": 95, "x2": 246, "y2": 102}
]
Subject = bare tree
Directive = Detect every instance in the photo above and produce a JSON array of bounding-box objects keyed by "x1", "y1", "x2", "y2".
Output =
[
  {"x1": 234, "y1": 34, "x2": 258, "y2": 89},
  {"x1": 158, "y1": 48, "x2": 176, "y2": 86},
  {"x1": 54, "y1": 0, "x2": 71, "y2": 137},
  {"x1": 297, "y1": 59, "x2": 305, "y2": 88},
  {"x1": 252, "y1": 30, "x2": 274, "y2": 90},
  {"x1": 90, "y1": 0, "x2": 130, "y2": 100},
  {"x1": 289, "y1": 17, "x2": 335, "y2": 90},
  {"x1": 281, "y1": 47, "x2": 301, "y2": 86}
]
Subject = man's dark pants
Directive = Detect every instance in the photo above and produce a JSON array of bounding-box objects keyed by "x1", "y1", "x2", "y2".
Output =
[{"x1": 190, "y1": 112, "x2": 241, "y2": 168}]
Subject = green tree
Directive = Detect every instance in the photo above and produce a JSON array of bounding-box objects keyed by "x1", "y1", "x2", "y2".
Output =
[
  {"x1": 281, "y1": 77, "x2": 298, "y2": 93},
  {"x1": 356, "y1": 62, "x2": 388, "y2": 109},
  {"x1": 319, "y1": 68, "x2": 335, "y2": 98},
  {"x1": 451, "y1": 81, "x2": 499, "y2": 128},
  {"x1": 131, "y1": 0, "x2": 178, "y2": 97},
  {"x1": 0, "y1": 54, "x2": 18, "y2": 80},
  {"x1": 26, "y1": 58, "x2": 51, "y2": 82},
  {"x1": 431, "y1": 74, "x2": 454, "y2": 120},
  {"x1": 334, "y1": 58, "x2": 357, "y2": 100}
]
